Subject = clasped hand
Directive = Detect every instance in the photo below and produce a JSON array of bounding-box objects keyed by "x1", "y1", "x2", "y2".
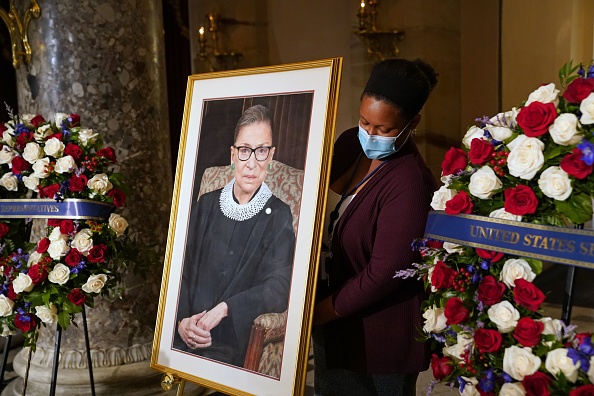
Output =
[{"x1": 178, "y1": 302, "x2": 228, "y2": 349}]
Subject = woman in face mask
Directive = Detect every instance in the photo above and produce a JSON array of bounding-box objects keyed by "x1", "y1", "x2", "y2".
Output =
[{"x1": 313, "y1": 59, "x2": 439, "y2": 396}]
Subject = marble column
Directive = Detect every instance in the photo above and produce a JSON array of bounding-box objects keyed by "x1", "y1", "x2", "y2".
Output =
[{"x1": 2, "y1": 1, "x2": 194, "y2": 394}]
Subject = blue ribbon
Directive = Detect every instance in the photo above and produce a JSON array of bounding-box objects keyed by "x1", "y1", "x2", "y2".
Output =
[
  {"x1": 0, "y1": 199, "x2": 114, "y2": 220},
  {"x1": 424, "y1": 211, "x2": 594, "y2": 269}
]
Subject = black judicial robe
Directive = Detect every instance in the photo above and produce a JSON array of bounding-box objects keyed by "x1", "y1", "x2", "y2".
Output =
[{"x1": 173, "y1": 188, "x2": 295, "y2": 367}]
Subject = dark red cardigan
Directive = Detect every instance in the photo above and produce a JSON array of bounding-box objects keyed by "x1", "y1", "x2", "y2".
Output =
[{"x1": 320, "y1": 127, "x2": 438, "y2": 374}]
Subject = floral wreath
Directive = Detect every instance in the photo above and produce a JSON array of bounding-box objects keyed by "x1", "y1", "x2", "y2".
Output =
[
  {"x1": 400, "y1": 62, "x2": 594, "y2": 395},
  {"x1": 0, "y1": 108, "x2": 133, "y2": 349}
]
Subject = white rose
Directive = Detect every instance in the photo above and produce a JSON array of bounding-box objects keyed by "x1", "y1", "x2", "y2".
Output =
[
  {"x1": 87, "y1": 174, "x2": 113, "y2": 196},
  {"x1": 82, "y1": 274, "x2": 108, "y2": 294},
  {"x1": 443, "y1": 333, "x2": 473, "y2": 361},
  {"x1": 579, "y1": 92, "x2": 594, "y2": 125},
  {"x1": 525, "y1": 83, "x2": 559, "y2": 106},
  {"x1": 32, "y1": 157, "x2": 50, "y2": 178},
  {"x1": 20, "y1": 114, "x2": 34, "y2": 125},
  {"x1": 34, "y1": 124, "x2": 52, "y2": 142},
  {"x1": 431, "y1": 186, "x2": 457, "y2": 210},
  {"x1": 502, "y1": 346, "x2": 541, "y2": 381},
  {"x1": 12, "y1": 273, "x2": 34, "y2": 294},
  {"x1": 549, "y1": 113, "x2": 582, "y2": 146},
  {"x1": 0, "y1": 295, "x2": 14, "y2": 317},
  {"x1": 489, "y1": 208, "x2": 522, "y2": 222},
  {"x1": 489, "y1": 108, "x2": 519, "y2": 128},
  {"x1": 49, "y1": 226, "x2": 68, "y2": 242},
  {"x1": 108, "y1": 213, "x2": 128, "y2": 237},
  {"x1": 22, "y1": 175, "x2": 39, "y2": 191},
  {"x1": 468, "y1": 166, "x2": 502, "y2": 199},
  {"x1": 500, "y1": 258, "x2": 536, "y2": 288},
  {"x1": 78, "y1": 128, "x2": 98, "y2": 146},
  {"x1": 22, "y1": 142, "x2": 42, "y2": 164},
  {"x1": 0, "y1": 173, "x2": 18, "y2": 192},
  {"x1": 2, "y1": 130, "x2": 14, "y2": 146},
  {"x1": 0, "y1": 146, "x2": 16, "y2": 165},
  {"x1": 1, "y1": 324, "x2": 16, "y2": 337},
  {"x1": 588, "y1": 355, "x2": 594, "y2": 383},
  {"x1": 54, "y1": 113, "x2": 68, "y2": 127},
  {"x1": 507, "y1": 135, "x2": 545, "y2": 180},
  {"x1": 538, "y1": 166, "x2": 572, "y2": 201},
  {"x1": 422, "y1": 305, "x2": 447, "y2": 333},
  {"x1": 485, "y1": 125, "x2": 513, "y2": 142},
  {"x1": 462, "y1": 126, "x2": 487, "y2": 149},
  {"x1": 71, "y1": 228, "x2": 94, "y2": 255},
  {"x1": 47, "y1": 239, "x2": 69, "y2": 260},
  {"x1": 459, "y1": 377, "x2": 479, "y2": 396},
  {"x1": 48, "y1": 263, "x2": 70, "y2": 285},
  {"x1": 545, "y1": 348, "x2": 580, "y2": 383},
  {"x1": 35, "y1": 303, "x2": 58, "y2": 325},
  {"x1": 27, "y1": 250, "x2": 43, "y2": 266},
  {"x1": 444, "y1": 242, "x2": 464, "y2": 254},
  {"x1": 43, "y1": 137, "x2": 65, "y2": 157},
  {"x1": 54, "y1": 155, "x2": 76, "y2": 174},
  {"x1": 537, "y1": 317, "x2": 564, "y2": 346},
  {"x1": 499, "y1": 382, "x2": 525, "y2": 396},
  {"x1": 487, "y1": 301, "x2": 520, "y2": 333}
]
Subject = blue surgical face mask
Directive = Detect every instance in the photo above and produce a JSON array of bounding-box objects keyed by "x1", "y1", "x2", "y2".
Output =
[{"x1": 357, "y1": 119, "x2": 413, "y2": 159}]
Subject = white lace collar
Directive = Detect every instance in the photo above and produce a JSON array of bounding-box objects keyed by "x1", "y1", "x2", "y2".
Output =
[{"x1": 219, "y1": 179, "x2": 272, "y2": 221}]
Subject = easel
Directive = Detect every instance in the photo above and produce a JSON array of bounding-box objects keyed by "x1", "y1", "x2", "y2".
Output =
[{"x1": 161, "y1": 373, "x2": 186, "y2": 395}]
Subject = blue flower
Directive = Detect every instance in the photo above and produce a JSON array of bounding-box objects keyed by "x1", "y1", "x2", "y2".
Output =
[
  {"x1": 588, "y1": 63, "x2": 594, "y2": 79},
  {"x1": 578, "y1": 64, "x2": 586, "y2": 78},
  {"x1": 480, "y1": 260, "x2": 490, "y2": 271},
  {"x1": 500, "y1": 372, "x2": 513, "y2": 383},
  {"x1": 568, "y1": 348, "x2": 590, "y2": 372},
  {"x1": 578, "y1": 337, "x2": 594, "y2": 355},
  {"x1": 478, "y1": 369, "x2": 495, "y2": 392},
  {"x1": 578, "y1": 139, "x2": 594, "y2": 166}
]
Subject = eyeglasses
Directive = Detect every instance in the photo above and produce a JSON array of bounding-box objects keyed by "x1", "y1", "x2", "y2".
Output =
[{"x1": 234, "y1": 146, "x2": 273, "y2": 161}]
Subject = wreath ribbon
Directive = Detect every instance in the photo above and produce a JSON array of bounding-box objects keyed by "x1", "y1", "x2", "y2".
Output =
[
  {"x1": 0, "y1": 199, "x2": 114, "y2": 220},
  {"x1": 424, "y1": 211, "x2": 594, "y2": 269}
]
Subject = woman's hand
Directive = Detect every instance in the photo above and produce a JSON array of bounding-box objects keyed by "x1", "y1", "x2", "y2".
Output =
[
  {"x1": 196, "y1": 302, "x2": 228, "y2": 331},
  {"x1": 178, "y1": 311, "x2": 212, "y2": 349}
]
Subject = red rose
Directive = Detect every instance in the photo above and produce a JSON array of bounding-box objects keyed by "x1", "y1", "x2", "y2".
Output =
[
  {"x1": 67, "y1": 288, "x2": 86, "y2": 306},
  {"x1": 45, "y1": 132, "x2": 63, "y2": 141},
  {"x1": 59, "y1": 220, "x2": 74, "y2": 235},
  {"x1": 431, "y1": 261, "x2": 457, "y2": 290},
  {"x1": 69, "y1": 174, "x2": 88, "y2": 192},
  {"x1": 39, "y1": 183, "x2": 60, "y2": 199},
  {"x1": 0, "y1": 124, "x2": 6, "y2": 133},
  {"x1": 36, "y1": 237, "x2": 50, "y2": 253},
  {"x1": 473, "y1": 328, "x2": 502, "y2": 353},
  {"x1": 6, "y1": 284, "x2": 17, "y2": 300},
  {"x1": 107, "y1": 188, "x2": 126, "y2": 208},
  {"x1": 64, "y1": 248, "x2": 83, "y2": 267},
  {"x1": 522, "y1": 372, "x2": 552, "y2": 396},
  {"x1": 64, "y1": 143, "x2": 83, "y2": 161},
  {"x1": 477, "y1": 275, "x2": 506, "y2": 306},
  {"x1": 30, "y1": 115, "x2": 45, "y2": 128},
  {"x1": 561, "y1": 148, "x2": 593, "y2": 179},
  {"x1": 425, "y1": 240, "x2": 444, "y2": 249},
  {"x1": 27, "y1": 263, "x2": 47, "y2": 285},
  {"x1": 575, "y1": 332, "x2": 592, "y2": 346},
  {"x1": 445, "y1": 191, "x2": 474, "y2": 215},
  {"x1": 513, "y1": 317, "x2": 544, "y2": 347},
  {"x1": 444, "y1": 297, "x2": 470, "y2": 325},
  {"x1": 15, "y1": 132, "x2": 32, "y2": 149},
  {"x1": 14, "y1": 313, "x2": 37, "y2": 333},
  {"x1": 441, "y1": 147, "x2": 468, "y2": 176},
  {"x1": 47, "y1": 219, "x2": 61, "y2": 227},
  {"x1": 68, "y1": 114, "x2": 80, "y2": 127},
  {"x1": 514, "y1": 278, "x2": 546, "y2": 311},
  {"x1": 468, "y1": 139, "x2": 494, "y2": 165},
  {"x1": 97, "y1": 147, "x2": 117, "y2": 162},
  {"x1": 87, "y1": 244, "x2": 107, "y2": 263},
  {"x1": 10, "y1": 156, "x2": 30, "y2": 175},
  {"x1": 563, "y1": 78, "x2": 594, "y2": 103},
  {"x1": 516, "y1": 102, "x2": 557, "y2": 137},
  {"x1": 0, "y1": 222, "x2": 9, "y2": 239},
  {"x1": 430, "y1": 354, "x2": 454, "y2": 380},
  {"x1": 475, "y1": 248, "x2": 505, "y2": 263},
  {"x1": 570, "y1": 385, "x2": 594, "y2": 396},
  {"x1": 504, "y1": 185, "x2": 538, "y2": 215}
]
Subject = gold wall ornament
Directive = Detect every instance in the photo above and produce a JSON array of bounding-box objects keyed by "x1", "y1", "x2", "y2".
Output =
[
  {"x1": 0, "y1": 0, "x2": 41, "y2": 69},
  {"x1": 196, "y1": 12, "x2": 243, "y2": 72},
  {"x1": 354, "y1": 0, "x2": 405, "y2": 61}
]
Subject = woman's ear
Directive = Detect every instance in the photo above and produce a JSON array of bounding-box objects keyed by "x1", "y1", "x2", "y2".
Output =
[
  {"x1": 269, "y1": 146, "x2": 276, "y2": 162},
  {"x1": 410, "y1": 114, "x2": 421, "y2": 130},
  {"x1": 229, "y1": 146, "x2": 234, "y2": 164}
]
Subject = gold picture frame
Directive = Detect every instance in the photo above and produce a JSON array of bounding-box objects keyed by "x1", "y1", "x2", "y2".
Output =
[{"x1": 151, "y1": 58, "x2": 342, "y2": 395}]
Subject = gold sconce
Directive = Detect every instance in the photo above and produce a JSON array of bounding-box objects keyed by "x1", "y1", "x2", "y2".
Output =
[
  {"x1": 197, "y1": 12, "x2": 243, "y2": 72},
  {"x1": 0, "y1": 0, "x2": 41, "y2": 69},
  {"x1": 354, "y1": 0, "x2": 405, "y2": 61}
]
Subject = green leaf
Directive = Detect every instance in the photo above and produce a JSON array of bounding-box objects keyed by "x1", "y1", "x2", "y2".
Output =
[
  {"x1": 524, "y1": 258, "x2": 543, "y2": 275},
  {"x1": 58, "y1": 311, "x2": 71, "y2": 330},
  {"x1": 555, "y1": 193, "x2": 593, "y2": 225}
]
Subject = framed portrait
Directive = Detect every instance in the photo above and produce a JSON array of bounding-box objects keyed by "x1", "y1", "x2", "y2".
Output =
[{"x1": 151, "y1": 58, "x2": 342, "y2": 395}]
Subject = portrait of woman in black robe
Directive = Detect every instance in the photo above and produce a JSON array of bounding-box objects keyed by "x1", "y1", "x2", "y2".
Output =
[{"x1": 174, "y1": 104, "x2": 295, "y2": 368}]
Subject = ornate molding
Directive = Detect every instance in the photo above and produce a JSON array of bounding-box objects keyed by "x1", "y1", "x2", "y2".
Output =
[{"x1": 0, "y1": 0, "x2": 41, "y2": 69}]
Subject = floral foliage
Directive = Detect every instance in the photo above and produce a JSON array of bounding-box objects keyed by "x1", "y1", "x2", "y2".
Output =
[
  {"x1": 0, "y1": 109, "x2": 132, "y2": 349},
  {"x1": 406, "y1": 62, "x2": 594, "y2": 395}
]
